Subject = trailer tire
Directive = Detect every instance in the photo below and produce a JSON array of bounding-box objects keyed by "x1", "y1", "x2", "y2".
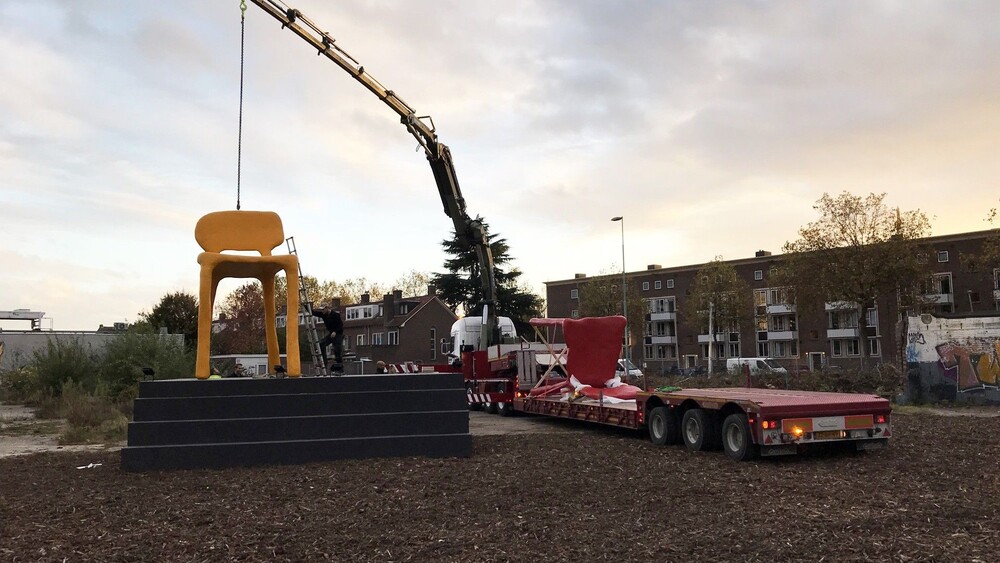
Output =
[
  {"x1": 648, "y1": 406, "x2": 678, "y2": 445},
  {"x1": 484, "y1": 402, "x2": 498, "y2": 414},
  {"x1": 722, "y1": 413, "x2": 758, "y2": 461},
  {"x1": 681, "y1": 409, "x2": 717, "y2": 452},
  {"x1": 497, "y1": 401, "x2": 514, "y2": 417}
]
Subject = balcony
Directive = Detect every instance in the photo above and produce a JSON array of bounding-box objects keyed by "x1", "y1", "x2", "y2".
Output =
[
  {"x1": 825, "y1": 301, "x2": 857, "y2": 311},
  {"x1": 827, "y1": 328, "x2": 859, "y2": 338},
  {"x1": 767, "y1": 330, "x2": 798, "y2": 341},
  {"x1": 767, "y1": 303, "x2": 796, "y2": 314},
  {"x1": 697, "y1": 333, "x2": 726, "y2": 344},
  {"x1": 645, "y1": 335, "x2": 678, "y2": 345},
  {"x1": 924, "y1": 292, "x2": 954, "y2": 305},
  {"x1": 649, "y1": 311, "x2": 676, "y2": 322}
]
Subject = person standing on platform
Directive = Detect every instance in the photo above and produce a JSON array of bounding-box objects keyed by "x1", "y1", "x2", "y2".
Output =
[{"x1": 312, "y1": 302, "x2": 344, "y2": 375}]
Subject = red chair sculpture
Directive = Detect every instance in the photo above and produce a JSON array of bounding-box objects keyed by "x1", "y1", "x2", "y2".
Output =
[{"x1": 528, "y1": 315, "x2": 641, "y2": 401}]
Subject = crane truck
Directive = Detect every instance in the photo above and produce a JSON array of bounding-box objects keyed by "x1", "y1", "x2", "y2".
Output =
[{"x1": 248, "y1": 2, "x2": 892, "y2": 461}]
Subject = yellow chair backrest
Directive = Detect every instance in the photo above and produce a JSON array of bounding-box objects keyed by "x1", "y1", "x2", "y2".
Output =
[{"x1": 195, "y1": 210, "x2": 285, "y2": 256}]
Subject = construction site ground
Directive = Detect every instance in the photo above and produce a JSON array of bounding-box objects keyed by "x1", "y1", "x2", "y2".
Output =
[{"x1": 1, "y1": 406, "x2": 999, "y2": 561}]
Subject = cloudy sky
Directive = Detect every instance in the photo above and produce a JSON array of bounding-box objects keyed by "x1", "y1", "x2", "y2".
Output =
[{"x1": 1, "y1": 0, "x2": 997, "y2": 330}]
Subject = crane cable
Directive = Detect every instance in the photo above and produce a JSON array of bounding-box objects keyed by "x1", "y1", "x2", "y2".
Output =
[{"x1": 236, "y1": 0, "x2": 247, "y2": 210}]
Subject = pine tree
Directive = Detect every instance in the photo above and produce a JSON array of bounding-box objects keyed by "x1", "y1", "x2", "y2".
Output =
[{"x1": 432, "y1": 220, "x2": 544, "y2": 336}]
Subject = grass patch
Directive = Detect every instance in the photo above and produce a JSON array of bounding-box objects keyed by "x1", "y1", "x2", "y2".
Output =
[{"x1": 0, "y1": 419, "x2": 63, "y2": 437}]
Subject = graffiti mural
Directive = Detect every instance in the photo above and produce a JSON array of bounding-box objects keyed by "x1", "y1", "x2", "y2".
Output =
[
  {"x1": 905, "y1": 313, "x2": 1000, "y2": 404},
  {"x1": 935, "y1": 339, "x2": 1000, "y2": 391}
]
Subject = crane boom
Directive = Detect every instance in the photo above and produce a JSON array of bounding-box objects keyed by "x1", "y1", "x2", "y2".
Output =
[{"x1": 248, "y1": 0, "x2": 500, "y2": 349}]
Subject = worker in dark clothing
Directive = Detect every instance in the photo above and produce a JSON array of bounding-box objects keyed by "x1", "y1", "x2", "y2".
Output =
[{"x1": 312, "y1": 303, "x2": 344, "y2": 373}]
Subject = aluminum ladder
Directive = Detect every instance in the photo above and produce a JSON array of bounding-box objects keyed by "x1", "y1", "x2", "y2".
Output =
[{"x1": 286, "y1": 237, "x2": 327, "y2": 376}]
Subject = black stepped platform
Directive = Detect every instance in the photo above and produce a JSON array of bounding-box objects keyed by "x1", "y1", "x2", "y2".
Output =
[{"x1": 120, "y1": 373, "x2": 470, "y2": 472}]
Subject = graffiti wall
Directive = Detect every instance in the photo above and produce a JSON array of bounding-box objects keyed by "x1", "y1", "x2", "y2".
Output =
[{"x1": 905, "y1": 313, "x2": 1000, "y2": 404}]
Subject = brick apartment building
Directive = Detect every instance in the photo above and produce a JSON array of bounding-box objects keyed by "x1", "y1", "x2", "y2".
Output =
[
  {"x1": 279, "y1": 285, "x2": 457, "y2": 375},
  {"x1": 545, "y1": 230, "x2": 1000, "y2": 375}
]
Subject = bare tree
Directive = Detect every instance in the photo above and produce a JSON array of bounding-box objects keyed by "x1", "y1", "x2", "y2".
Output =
[
  {"x1": 778, "y1": 192, "x2": 932, "y2": 364},
  {"x1": 961, "y1": 202, "x2": 1000, "y2": 276},
  {"x1": 680, "y1": 258, "x2": 754, "y2": 371}
]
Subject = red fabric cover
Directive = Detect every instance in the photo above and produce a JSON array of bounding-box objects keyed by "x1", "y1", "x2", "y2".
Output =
[
  {"x1": 563, "y1": 316, "x2": 627, "y2": 387},
  {"x1": 578, "y1": 384, "x2": 642, "y2": 401}
]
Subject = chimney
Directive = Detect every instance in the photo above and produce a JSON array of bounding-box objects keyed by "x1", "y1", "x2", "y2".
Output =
[
  {"x1": 393, "y1": 289, "x2": 403, "y2": 300},
  {"x1": 647, "y1": 264, "x2": 661, "y2": 270},
  {"x1": 361, "y1": 293, "x2": 370, "y2": 304},
  {"x1": 427, "y1": 284, "x2": 437, "y2": 296},
  {"x1": 574, "y1": 273, "x2": 587, "y2": 279},
  {"x1": 331, "y1": 297, "x2": 342, "y2": 309},
  {"x1": 755, "y1": 250, "x2": 772, "y2": 257},
  {"x1": 383, "y1": 292, "x2": 395, "y2": 322}
]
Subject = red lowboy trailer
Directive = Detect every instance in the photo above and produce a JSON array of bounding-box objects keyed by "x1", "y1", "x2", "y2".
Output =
[
  {"x1": 516, "y1": 386, "x2": 891, "y2": 461},
  {"x1": 459, "y1": 316, "x2": 892, "y2": 461}
]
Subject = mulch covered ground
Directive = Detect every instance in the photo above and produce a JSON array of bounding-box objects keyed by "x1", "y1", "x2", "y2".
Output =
[{"x1": 2, "y1": 413, "x2": 1000, "y2": 562}]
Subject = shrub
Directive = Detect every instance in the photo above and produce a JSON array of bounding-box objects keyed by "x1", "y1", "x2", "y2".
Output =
[
  {"x1": 32, "y1": 338, "x2": 101, "y2": 395},
  {"x1": 56, "y1": 381, "x2": 129, "y2": 445},
  {"x1": 101, "y1": 331, "x2": 195, "y2": 395},
  {"x1": 0, "y1": 363, "x2": 42, "y2": 403}
]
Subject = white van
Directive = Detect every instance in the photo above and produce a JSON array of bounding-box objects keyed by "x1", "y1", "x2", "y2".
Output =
[
  {"x1": 616, "y1": 358, "x2": 644, "y2": 383},
  {"x1": 726, "y1": 357, "x2": 788, "y2": 375}
]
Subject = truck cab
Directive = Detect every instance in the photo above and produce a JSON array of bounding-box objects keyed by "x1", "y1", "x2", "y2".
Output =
[{"x1": 448, "y1": 316, "x2": 517, "y2": 363}]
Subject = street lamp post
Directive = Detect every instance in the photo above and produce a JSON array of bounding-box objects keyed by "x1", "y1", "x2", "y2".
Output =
[{"x1": 611, "y1": 216, "x2": 629, "y2": 380}]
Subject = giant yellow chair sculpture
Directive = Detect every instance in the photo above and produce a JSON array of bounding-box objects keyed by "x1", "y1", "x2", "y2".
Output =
[{"x1": 194, "y1": 210, "x2": 301, "y2": 379}]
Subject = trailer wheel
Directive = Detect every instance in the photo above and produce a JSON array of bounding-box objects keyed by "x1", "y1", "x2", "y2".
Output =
[
  {"x1": 648, "y1": 406, "x2": 678, "y2": 445},
  {"x1": 484, "y1": 402, "x2": 498, "y2": 414},
  {"x1": 681, "y1": 409, "x2": 717, "y2": 452},
  {"x1": 722, "y1": 413, "x2": 758, "y2": 461},
  {"x1": 497, "y1": 401, "x2": 514, "y2": 417}
]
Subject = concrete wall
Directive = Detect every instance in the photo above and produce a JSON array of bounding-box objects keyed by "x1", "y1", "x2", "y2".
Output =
[
  {"x1": 0, "y1": 331, "x2": 182, "y2": 371},
  {"x1": 903, "y1": 314, "x2": 1000, "y2": 405}
]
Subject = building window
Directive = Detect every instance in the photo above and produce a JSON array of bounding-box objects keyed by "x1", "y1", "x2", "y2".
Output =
[
  {"x1": 642, "y1": 281, "x2": 650, "y2": 291},
  {"x1": 832, "y1": 339, "x2": 860, "y2": 357},
  {"x1": 648, "y1": 297, "x2": 676, "y2": 313},
  {"x1": 371, "y1": 332, "x2": 384, "y2": 346},
  {"x1": 666, "y1": 279, "x2": 674, "y2": 289},
  {"x1": 388, "y1": 330, "x2": 399, "y2": 345},
  {"x1": 937, "y1": 250, "x2": 949, "y2": 263},
  {"x1": 570, "y1": 289, "x2": 579, "y2": 299},
  {"x1": 399, "y1": 304, "x2": 409, "y2": 315},
  {"x1": 644, "y1": 345, "x2": 653, "y2": 359},
  {"x1": 430, "y1": 328, "x2": 437, "y2": 360},
  {"x1": 357, "y1": 334, "x2": 366, "y2": 346},
  {"x1": 728, "y1": 343, "x2": 740, "y2": 357},
  {"x1": 970, "y1": 291, "x2": 981, "y2": 304},
  {"x1": 866, "y1": 308, "x2": 878, "y2": 329},
  {"x1": 346, "y1": 309, "x2": 359, "y2": 320},
  {"x1": 757, "y1": 342, "x2": 768, "y2": 357},
  {"x1": 867, "y1": 338, "x2": 880, "y2": 356},
  {"x1": 930, "y1": 273, "x2": 953, "y2": 295},
  {"x1": 754, "y1": 270, "x2": 763, "y2": 281},
  {"x1": 654, "y1": 281, "x2": 662, "y2": 290}
]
